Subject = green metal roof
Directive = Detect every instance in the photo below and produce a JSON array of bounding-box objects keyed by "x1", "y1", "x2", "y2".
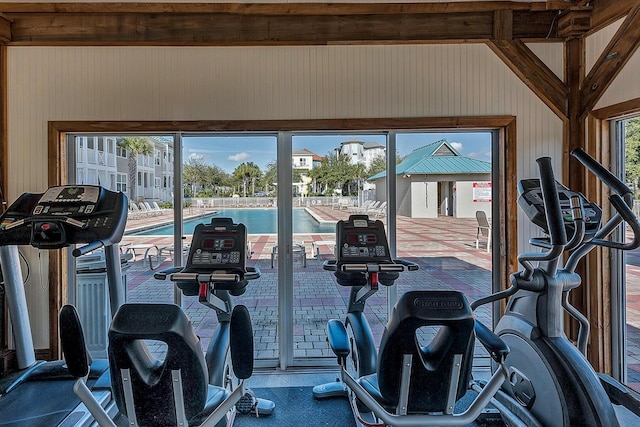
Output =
[{"x1": 368, "y1": 139, "x2": 491, "y2": 180}]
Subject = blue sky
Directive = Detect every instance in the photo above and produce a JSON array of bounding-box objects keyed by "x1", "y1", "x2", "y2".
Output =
[{"x1": 183, "y1": 132, "x2": 492, "y2": 174}]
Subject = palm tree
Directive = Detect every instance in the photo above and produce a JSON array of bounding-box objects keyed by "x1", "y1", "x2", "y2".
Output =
[
  {"x1": 117, "y1": 136, "x2": 153, "y2": 202},
  {"x1": 233, "y1": 162, "x2": 262, "y2": 197}
]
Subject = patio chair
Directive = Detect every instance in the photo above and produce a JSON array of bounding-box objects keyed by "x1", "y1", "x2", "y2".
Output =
[
  {"x1": 475, "y1": 210, "x2": 492, "y2": 252},
  {"x1": 125, "y1": 243, "x2": 160, "y2": 267},
  {"x1": 151, "y1": 201, "x2": 167, "y2": 214},
  {"x1": 271, "y1": 242, "x2": 306, "y2": 268},
  {"x1": 349, "y1": 200, "x2": 372, "y2": 214},
  {"x1": 143, "y1": 202, "x2": 162, "y2": 216},
  {"x1": 128, "y1": 202, "x2": 143, "y2": 220},
  {"x1": 148, "y1": 244, "x2": 190, "y2": 270},
  {"x1": 363, "y1": 200, "x2": 382, "y2": 215},
  {"x1": 137, "y1": 202, "x2": 153, "y2": 217},
  {"x1": 370, "y1": 201, "x2": 387, "y2": 217},
  {"x1": 311, "y1": 240, "x2": 336, "y2": 259}
]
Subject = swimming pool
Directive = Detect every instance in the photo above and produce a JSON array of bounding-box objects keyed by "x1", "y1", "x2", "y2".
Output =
[{"x1": 128, "y1": 208, "x2": 336, "y2": 235}]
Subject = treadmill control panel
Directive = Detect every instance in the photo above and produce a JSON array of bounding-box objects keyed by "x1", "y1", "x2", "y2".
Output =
[
  {"x1": 518, "y1": 179, "x2": 602, "y2": 239},
  {"x1": 0, "y1": 185, "x2": 128, "y2": 249},
  {"x1": 336, "y1": 215, "x2": 392, "y2": 265}
]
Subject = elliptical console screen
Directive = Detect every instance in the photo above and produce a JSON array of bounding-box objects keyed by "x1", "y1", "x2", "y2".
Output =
[
  {"x1": 518, "y1": 179, "x2": 602, "y2": 238},
  {"x1": 336, "y1": 215, "x2": 392, "y2": 266},
  {"x1": 184, "y1": 218, "x2": 246, "y2": 274}
]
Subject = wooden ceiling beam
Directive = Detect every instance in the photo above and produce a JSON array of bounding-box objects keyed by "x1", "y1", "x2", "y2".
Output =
[
  {"x1": 0, "y1": 13, "x2": 10, "y2": 44},
  {"x1": 493, "y1": 9, "x2": 513, "y2": 40},
  {"x1": 3, "y1": 9, "x2": 561, "y2": 46},
  {"x1": 580, "y1": 3, "x2": 640, "y2": 119},
  {"x1": 487, "y1": 39, "x2": 569, "y2": 120},
  {"x1": 590, "y1": 0, "x2": 640, "y2": 34},
  {"x1": 0, "y1": 2, "x2": 567, "y2": 15}
]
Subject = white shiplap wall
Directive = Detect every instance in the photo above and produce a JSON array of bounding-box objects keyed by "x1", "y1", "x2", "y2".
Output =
[{"x1": 8, "y1": 44, "x2": 563, "y2": 346}]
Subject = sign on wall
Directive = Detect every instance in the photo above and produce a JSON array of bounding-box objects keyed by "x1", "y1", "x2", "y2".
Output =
[{"x1": 473, "y1": 182, "x2": 492, "y2": 202}]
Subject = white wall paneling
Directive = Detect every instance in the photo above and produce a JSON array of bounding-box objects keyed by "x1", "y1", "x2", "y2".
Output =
[{"x1": 8, "y1": 43, "x2": 564, "y2": 346}]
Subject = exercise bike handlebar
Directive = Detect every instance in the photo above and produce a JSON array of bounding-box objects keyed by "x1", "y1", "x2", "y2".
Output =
[
  {"x1": 322, "y1": 259, "x2": 419, "y2": 273},
  {"x1": 153, "y1": 266, "x2": 261, "y2": 282}
]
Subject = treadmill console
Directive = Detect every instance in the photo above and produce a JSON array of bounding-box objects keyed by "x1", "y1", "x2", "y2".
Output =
[
  {"x1": 184, "y1": 217, "x2": 247, "y2": 275},
  {"x1": 336, "y1": 215, "x2": 392, "y2": 267},
  {"x1": 518, "y1": 179, "x2": 602, "y2": 239},
  {"x1": 0, "y1": 185, "x2": 128, "y2": 249}
]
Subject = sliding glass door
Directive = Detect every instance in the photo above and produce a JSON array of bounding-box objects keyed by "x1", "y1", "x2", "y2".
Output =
[{"x1": 66, "y1": 127, "x2": 501, "y2": 368}]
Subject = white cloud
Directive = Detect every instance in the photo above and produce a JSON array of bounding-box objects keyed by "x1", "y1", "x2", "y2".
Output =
[
  {"x1": 228, "y1": 152, "x2": 250, "y2": 162},
  {"x1": 189, "y1": 153, "x2": 205, "y2": 161},
  {"x1": 450, "y1": 142, "x2": 463, "y2": 152}
]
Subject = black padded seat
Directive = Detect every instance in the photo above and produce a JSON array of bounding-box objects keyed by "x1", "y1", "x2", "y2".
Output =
[
  {"x1": 108, "y1": 303, "x2": 228, "y2": 427},
  {"x1": 358, "y1": 291, "x2": 475, "y2": 414}
]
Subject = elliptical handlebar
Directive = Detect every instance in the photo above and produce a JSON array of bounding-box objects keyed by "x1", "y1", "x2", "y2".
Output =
[
  {"x1": 571, "y1": 148, "x2": 633, "y2": 197},
  {"x1": 591, "y1": 194, "x2": 640, "y2": 251},
  {"x1": 518, "y1": 157, "x2": 567, "y2": 280},
  {"x1": 567, "y1": 148, "x2": 640, "y2": 255},
  {"x1": 537, "y1": 157, "x2": 568, "y2": 247}
]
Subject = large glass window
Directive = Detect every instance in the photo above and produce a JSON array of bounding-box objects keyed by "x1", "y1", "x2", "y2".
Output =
[
  {"x1": 290, "y1": 133, "x2": 387, "y2": 364},
  {"x1": 614, "y1": 116, "x2": 640, "y2": 392},
  {"x1": 66, "y1": 128, "x2": 500, "y2": 366}
]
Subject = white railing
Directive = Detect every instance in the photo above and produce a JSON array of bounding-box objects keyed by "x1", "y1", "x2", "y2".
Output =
[{"x1": 185, "y1": 196, "x2": 348, "y2": 209}]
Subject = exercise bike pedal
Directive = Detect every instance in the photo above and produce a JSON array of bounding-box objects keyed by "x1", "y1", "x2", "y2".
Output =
[
  {"x1": 236, "y1": 390, "x2": 275, "y2": 417},
  {"x1": 312, "y1": 380, "x2": 348, "y2": 399}
]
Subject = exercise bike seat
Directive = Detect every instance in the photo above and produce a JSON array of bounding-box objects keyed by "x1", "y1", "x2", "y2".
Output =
[
  {"x1": 359, "y1": 290, "x2": 475, "y2": 414},
  {"x1": 108, "y1": 303, "x2": 229, "y2": 426}
]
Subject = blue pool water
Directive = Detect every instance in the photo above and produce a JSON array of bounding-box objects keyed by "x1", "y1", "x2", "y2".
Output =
[{"x1": 129, "y1": 209, "x2": 336, "y2": 235}]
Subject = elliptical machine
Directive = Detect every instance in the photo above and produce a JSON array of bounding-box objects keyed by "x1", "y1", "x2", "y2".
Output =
[
  {"x1": 313, "y1": 214, "x2": 512, "y2": 427},
  {"x1": 472, "y1": 150, "x2": 640, "y2": 426},
  {"x1": 0, "y1": 185, "x2": 128, "y2": 426},
  {"x1": 154, "y1": 217, "x2": 275, "y2": 418}
]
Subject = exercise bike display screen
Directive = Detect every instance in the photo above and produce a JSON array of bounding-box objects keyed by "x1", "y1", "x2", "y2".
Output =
[
  {"x1": 336, "y1": 215, "x2": 392, "y2": 265},
  {"x1": 184, "y1": 218, "x2": 246, "y2": 274},
  {"x1": 202, "y1": 238, "x2": 235, "y2": 250}
]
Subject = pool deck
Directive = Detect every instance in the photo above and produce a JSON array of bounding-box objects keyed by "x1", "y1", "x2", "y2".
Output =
[{"x1": 118, "y1": 205, "x2": 640, "y2": 391}]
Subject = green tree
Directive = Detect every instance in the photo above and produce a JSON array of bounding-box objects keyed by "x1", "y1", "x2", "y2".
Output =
[
  {"x1": 309, "y1": 152, "x2": 356, "y2": 195},
  {"x1": 183, "y1": 157, "x2": 231, "y2": 197},
  {"x1": 626, "y1": 117, "x2": 640, "y2": 195},
  {"x1": 183, "y1": 155, "x2": 210, "y2": 196},
  {"x1": 262, "y1": 160, "x2": 278, "y2": 195},
  {"x1": 367, "y1": 155, "x2": 387, "y2": 178},
  {"x1": 117, "y1": 136, "x2": 153, "y2": 202},
  {"x1": 233, "y1": 162, "x2": 262, "y2": 196}
]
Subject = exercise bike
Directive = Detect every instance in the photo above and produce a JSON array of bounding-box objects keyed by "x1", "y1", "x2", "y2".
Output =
[
  {"x1": 154, "y1": 217, "x2": 275, "y2": 418},
  {"x1": 62, "y1": 216, "x2": 272, "y2": 426},
  {"x1": 471, "y1": 150, "x2": 640, "y2": 426},
  {"x1": 313, "y1": 214, "x2": 512, "y2": 427}
]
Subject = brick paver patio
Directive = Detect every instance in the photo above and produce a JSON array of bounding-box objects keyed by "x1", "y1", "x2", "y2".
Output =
[{"x1": 117, "y1": 205, "x2": 639, "y2": 391}]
